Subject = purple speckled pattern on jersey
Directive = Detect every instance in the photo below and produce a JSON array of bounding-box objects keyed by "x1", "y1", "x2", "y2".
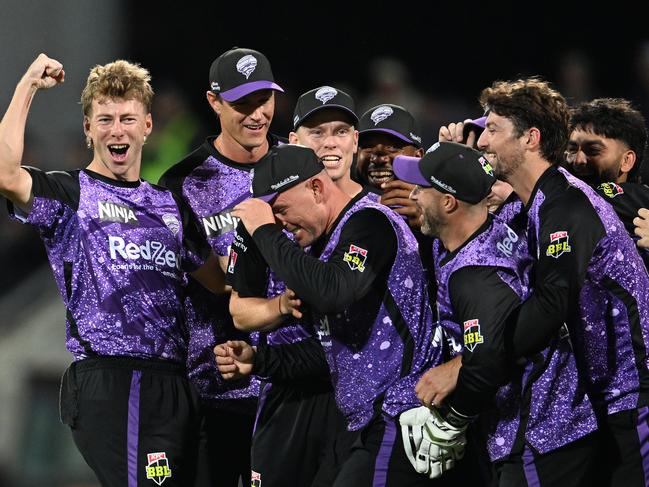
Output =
[
  {"x1": 178, "y1": 144, "x2": 311, "y2": 405},
  {"x1": 434, "y1": 216, "x2": 596, "y2": 460},
  {"x1": 528, "y1": 167, "x2": 649, "y2": 414},
  {"x1": 314, "y1": 197, "x2": 441, "y2": 431},
  {"x1": 14, "y1": 171, "x2": 196, "y2": 362}
]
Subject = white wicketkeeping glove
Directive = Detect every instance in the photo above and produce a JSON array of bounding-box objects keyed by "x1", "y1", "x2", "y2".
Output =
[{"x1": 399, "y1": 405, "x2": 469, "y2": 479}]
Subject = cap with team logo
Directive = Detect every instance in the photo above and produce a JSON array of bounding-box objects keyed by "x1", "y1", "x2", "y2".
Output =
[
  {"x1": 209, "y1": 47, "x2": 284, "y2": 102},
  {"x1": 393, "y1": 141, "x2": 496, "y2": 204},
  {"x1": 292, "y1": 86, "x2": 358, "y2": 130},
  {"x1": 252, "y1": 144, "x2": 325, "y2": 202},
  {"x1": 358, "y1": 104, "x2": 422, "y2": 148}
]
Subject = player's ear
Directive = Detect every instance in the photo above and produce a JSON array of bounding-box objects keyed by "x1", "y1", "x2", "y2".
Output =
[
  {"x1": 288, "y1": 132, "x2": 299, "y2": 145},
  {"x1": 621, "y1": 149, "x2": 636, "y2": 175},
  {"x1": 310, "y1": 177, "x2": 325, "y2": 202}
]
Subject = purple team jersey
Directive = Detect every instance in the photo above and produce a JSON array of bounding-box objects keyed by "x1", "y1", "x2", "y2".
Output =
[{"x1": 10, "y1": 168, "x2": 206, "y2": 362}]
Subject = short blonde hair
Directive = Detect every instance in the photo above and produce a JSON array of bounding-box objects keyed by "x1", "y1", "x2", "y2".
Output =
[{"x1": 80, "y1": 60, "x2": 154, "y2": 116}]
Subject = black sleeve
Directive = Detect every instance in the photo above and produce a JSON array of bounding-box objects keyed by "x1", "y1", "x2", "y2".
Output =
[
  {"x1": 252, "y1": 337, "x2": 330, "y2": 382},
  {"x1": 226, "y1": 221, "x2": 270, "y2": 297},
  {"x1": 170, "y1": 191, "x2": 212, "y2": 271},
  {"x1": 252, "y1": 208, "x2": 397, "y2": 314},
  {"x1": 511, "y1": 191, "x2": 604, "y2": 357},
  {"x1": 447, "y1": 266, "x2": 521, "y2": 417},
  {"x1": 25, "y1": 167, "x2": 80, "y2": 209}
]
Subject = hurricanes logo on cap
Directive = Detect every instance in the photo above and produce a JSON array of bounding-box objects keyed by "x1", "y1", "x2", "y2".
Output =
[
  {"x1": 315, "y1": 86, "x2": 338, "y2": 104},
  {"x1": 370, "y1": 106, "x2": 394, "y2": 125},
  {"x1": 236, "y1": 55, "x2": 257, "y2": 79}
]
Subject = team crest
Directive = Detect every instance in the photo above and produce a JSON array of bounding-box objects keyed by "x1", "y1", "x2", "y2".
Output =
[
  {"x1": 463, "y1": 319, "x2": 484, "y2": 352},
  {"x1": 343, "y1": 244, "x2": 367, "y2": 272},
  {"x1": 236, "y1": 55, "x2": 257, "y2": 79},
  {"x1": 251, "y1": 470, "x2": 262, "y2": 487},
  {"x1": 145, "y1": 452, "x2": 172, "y2": 485},
  {"x1": 162, "y1": 213, "x2": 180, "y2": 236},
  {"x1": 546, "y1": 230, "x2": 571, "y2": 258},
  {"x1": 315, "y1": 86, "x2": 337, "y2": 104},
  {"x1": 597, "y1": 182, "x2": 624, "y2": 199},
  {"x1": 370, "y1": 105, "x2": 393, "y2": 125}
]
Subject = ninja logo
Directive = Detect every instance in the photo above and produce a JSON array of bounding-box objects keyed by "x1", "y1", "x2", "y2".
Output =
[
  {"x1": 145, "y1": 452, "x2": 172, "y2": 485},
  {"x1": 463, "y1": 319, "x2": 484, "y2": 352},
  {"x1": 98, "y1": 200, "x2": 138, "y2": 225},
  {"x1": 546, "y1": 231, "x2": 571, "y2": 258},
  {"x1": 202, "y1": 210, "x2": 240, "y2": 238},
  {"x1": 343, "y1": 244, "x2": 367, "y2": 272}
]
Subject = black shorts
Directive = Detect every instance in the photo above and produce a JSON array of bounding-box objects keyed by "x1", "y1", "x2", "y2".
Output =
[
  {"x1": 493, "y1": 432, "x2": 597, "y2": 487},
  {"x1": 592, "y1": 407, "x2": 649, "y2": 487},
  {"x1": 59, "y1": 356, "x2": 203, "y2": 487},
  {"x1": 251, "y1": 379, "x2": 355, "y2": 487}
]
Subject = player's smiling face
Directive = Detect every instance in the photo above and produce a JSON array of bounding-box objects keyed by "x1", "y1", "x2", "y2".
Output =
[
  {"x1": 271, "y1": 179, "x2": 327, "y2": 247},
  {"x1": 566, "y1": 128, "x2": 630, "y2": 184},
  {"x1": 477, "y1": 112, "x2": 526, "y2": 182},
  {"x1": 292, "y1": 109, "x2": 358, "y2": 183},
  {"x1": 84, "y1": 97, "x2": 152, "y2": 181},
  {"x1": 215, "y1": 89, "x2": 275, "y2": 151},
  {"x1": 357, "y1": 132, "x2": 420, "y2": 189}
]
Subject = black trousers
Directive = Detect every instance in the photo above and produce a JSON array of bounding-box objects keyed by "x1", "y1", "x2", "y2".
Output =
[
  {"x1": 60, "y1": 356, "x2": 203, "y2": 487},
  {"x1": 251, "y1": 379, "x2": 356, "y2": 487},
  {"x1": 493, "y1": 432, "x2": 597, "y2": 487}
]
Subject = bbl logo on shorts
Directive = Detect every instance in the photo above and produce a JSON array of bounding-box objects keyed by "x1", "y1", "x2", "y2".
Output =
[
  {"x1": 546, "y1": 230, "x2": 571, "y2": 258},
  {"x1": 463, "y1": 319, "x2": 484, "y2": 352},
  {"x1": 597, "y1": 182, "x2": 624, "y2": 199},
  {"x1": 251, "y1": 469, "x2": 262, "y2": 487},
  {"x1": 343, "y1": 244, "x2": 367, "y2": 272},
  {"x1": 145, "y1": 452, "x2": 172, "y2": 485}
]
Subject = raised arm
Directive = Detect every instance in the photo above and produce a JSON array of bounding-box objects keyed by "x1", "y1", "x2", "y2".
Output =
[{"x1": 0, "y1": 53, "x2": 65, "y2": 211}]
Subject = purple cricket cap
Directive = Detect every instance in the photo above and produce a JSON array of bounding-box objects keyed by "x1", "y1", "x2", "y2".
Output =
[{"x1": 209, "y1": 47, "x2": 284, "y2": 102}]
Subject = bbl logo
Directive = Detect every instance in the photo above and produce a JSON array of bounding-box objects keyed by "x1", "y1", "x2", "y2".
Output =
[
  {"x1": 251, "y1": 470, "x2": 262, "y2": 487},
  {"x1": 228, "y1": 249, "x2": 237, "y2": 274},
  {"x1": 343, "y1": 244, "x2": 367, "y2": 272},
  {"x1": 546, "y1": 230, "x2": 571, "y2": 258},
  {"x1": 463, "y1": 319, "x2": 484, "y2": 352},
  {"x1": 145, "y1": 452, "x2": 172, "y2": 485},
  {"x1": 597, "y1": 182, "x2": 624, "y2": 199},
  {"x1": 478, "y1": 156, "x2": 494, "y2": 176}
]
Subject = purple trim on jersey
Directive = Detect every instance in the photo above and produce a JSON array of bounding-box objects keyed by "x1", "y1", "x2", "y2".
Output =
[
  {"x1": 522, "y1": 447, "x2": 541, "y2": 487},
  {"x1": 360, "y1": 127, "x2": 415, "y2": 145},
  {"x1": 127, "y1": 370, "x2": 141, "y2": 487},
  {"x1": 373, "y1": 418, "x2": 397, "y2": 487},
  {"x1": 636, "y1": 406, "x2": 649, "y2": 484},
  {"x1": 392, "y1": 155, "x2": 429, "y2": 186},
  {"x1": 220, "y1": 80, "x2": 284, "y2": 102}
]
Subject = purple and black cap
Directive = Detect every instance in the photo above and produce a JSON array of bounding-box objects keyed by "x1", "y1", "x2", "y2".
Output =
[
  {"x1": 358, "y1": 104, "x2": 422, "y2": 148},
  {"x1": 292, "y1": 86, "x2": 358, "y2": 130},
  {"x1": 393, "y1": 141, "x2": 496, "y2": 204},
  {"x1": 209, "y1": 47, "x2": 284, "y2": 102},
  {"x1": 462, "y1": 115, "x2": 487, "y2": 140},
  {"x1": 252, "y1": 144, "x2": 325, "y2": 203}
]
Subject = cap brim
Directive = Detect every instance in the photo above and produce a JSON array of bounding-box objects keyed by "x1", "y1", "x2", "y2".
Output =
[
  {"x1": 257, "y1": 192, "x2": 278, "y2": 203},
  {"x1": 220, "y1": 81, "x2": 284, "y2": 102},
  {"x1": 466, "y1": 116, "x2": 487, "y2": 129},
  {"x1": 393, "y1": 155, "x2": 429, "y2": 186},
  {"x1": 359, "y1": 128, "x2": 419, "y2": 147},
  {"x1": 294, "y1": 105, "x2": 359, "y2": 129}
]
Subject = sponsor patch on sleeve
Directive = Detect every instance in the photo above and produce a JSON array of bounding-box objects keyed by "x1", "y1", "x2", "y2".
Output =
[
  {"x1": 227, "y1": 249, "x2": 237, "y2": 274},
  {"x1": 343, "y1": 244, "x2": 367, "y2": 272},
  {"x1": 145, "y1": 452, "x2": 172, "y2": 485},
  {"x1": 463, "y1": 319, "x2": 484, "y2": 352},
  {"x1": 546, "y1": 230, "x2": 571, "y2": 258}
]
